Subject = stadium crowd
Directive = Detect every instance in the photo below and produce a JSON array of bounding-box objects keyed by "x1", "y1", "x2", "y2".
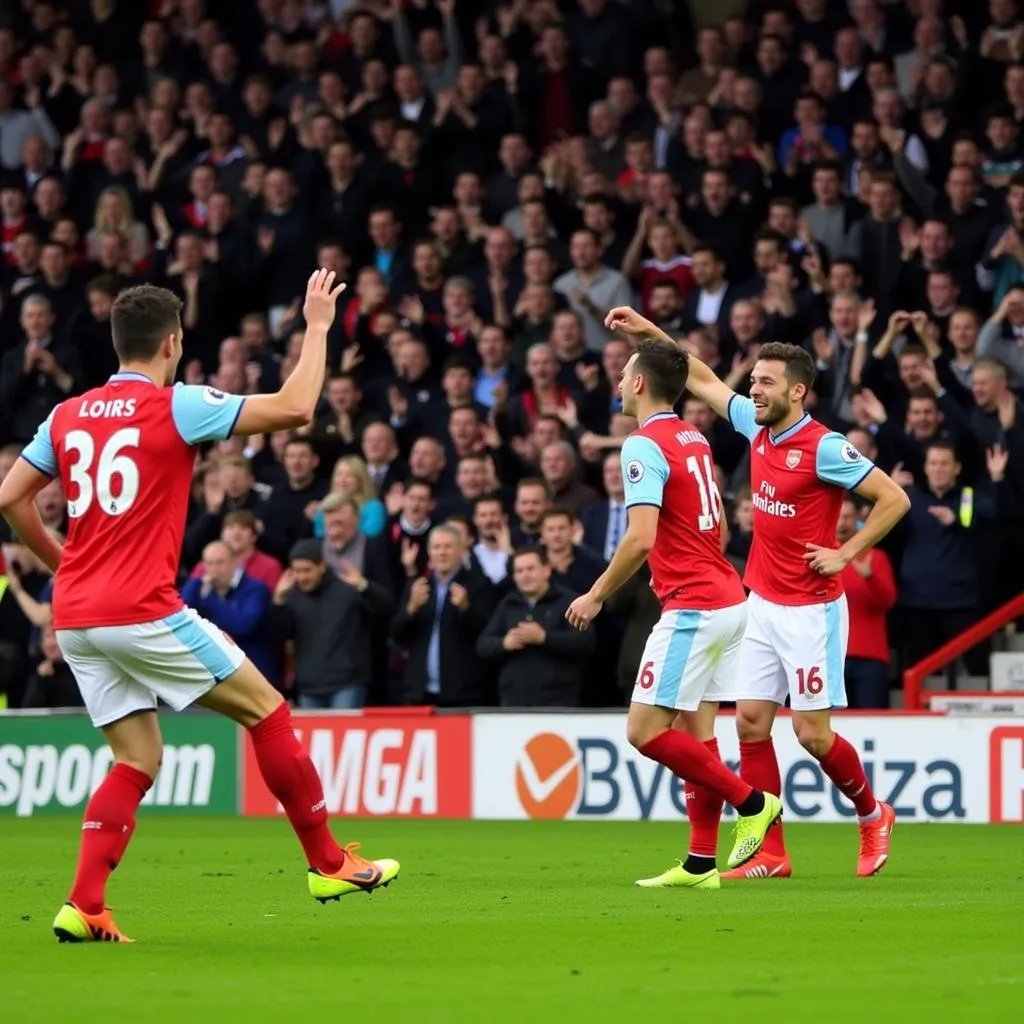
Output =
[{"x1": 1, "y1": 0, "x2": 1023, "y2": 712}]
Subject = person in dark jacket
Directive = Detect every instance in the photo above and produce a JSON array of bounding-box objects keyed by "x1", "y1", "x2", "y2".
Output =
[
  {"x1": 181, "y1": 541, "x2": 276, "y2": 686},
  {"x1": 390, "y1": 523, "x2": 495, "y2": 707},
  {"x1": 897, "y1": 440, "x2": 1013, "y2": 678},
  {"x1": 477, "y1": 545, "x2": 595, "y2": 707},
  {"x1": 259, "y1": 436, "x2": 329, "y2": 563},
  {"x1": 271, "y1": 538, "x2": 394, "y2": 708}
]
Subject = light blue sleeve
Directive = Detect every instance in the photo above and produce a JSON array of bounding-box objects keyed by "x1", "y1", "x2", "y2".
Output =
[
  {"x1": 21, "y1": 408, "x2": 58, "y2": 477},
  {"x1": 816, "y1": 432, "x2": 875, "y2": 490},
  {"x1": 726, "y1": 394, "x2": 759, "y2": 442},
  {"x1": 171, "y1": 384, "x2": 247, "y2": 445},
  {"x1": 621, "y1": 435, "x2": 670, "y2": 508}
]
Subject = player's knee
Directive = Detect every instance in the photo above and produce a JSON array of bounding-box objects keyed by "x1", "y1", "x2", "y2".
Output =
[
  {"x1": 626, "y1": 714, "x2": 659, "y2": 751},
  {"x1": 792, "y1": 714, "x2": 833, "y2": 757},
  {"x1": 735, "y1": 703, "x2": 773, "y2": 742},
  {"x1": 121, "y1": 745, "x2": 162, "y2": 780}
]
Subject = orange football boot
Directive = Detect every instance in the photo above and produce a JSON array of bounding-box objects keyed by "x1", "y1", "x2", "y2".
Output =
[{"x1": 857, "y1": 801, "x2": 896, "y2": 877}]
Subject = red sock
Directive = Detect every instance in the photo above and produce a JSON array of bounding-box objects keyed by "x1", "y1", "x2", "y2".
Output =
[
  {"x1": 641, "y1": 729, "x2": 752, "y2": 808},
  {"x1": 684, "y1": 738, "x2": 724, "y2": 857},
  {"x1": 69, "y1": 763, "x2": 151, "y2": 915},
  {"x1": 819, "y1": 732, "x2": 878, "y2": 817},
  {"x1": 739, "y1": 739, "x2": 787, "y2": 857},
  {"x1": 248, "y1": 703, "x2": 345, "y2": 873}
]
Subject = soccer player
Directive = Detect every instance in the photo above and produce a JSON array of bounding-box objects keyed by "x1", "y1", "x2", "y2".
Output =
[
  {"x1": 565, "y1": 339, "x2": 782, "y2": 889},
  {"x1": 604, "y1": 306, "x2": 910, "y2": 878},
  {"x1": 0, "y1": 272, "x2": 400, "y2": 944}
]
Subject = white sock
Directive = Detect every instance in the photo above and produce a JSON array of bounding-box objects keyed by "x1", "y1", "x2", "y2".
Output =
[{"x1": 857, "y1": 805, "x2": 882, "y2": 824}]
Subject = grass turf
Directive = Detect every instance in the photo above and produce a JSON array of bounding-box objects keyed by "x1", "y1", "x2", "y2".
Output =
[{"x1": 3, "y1": 818, "x2": 1022, "y2": 1023}]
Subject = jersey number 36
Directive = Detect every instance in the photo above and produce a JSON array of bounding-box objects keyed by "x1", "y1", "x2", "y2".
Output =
[{"x1": 64, "y1": 428, "x2": 141, "y2": 519}]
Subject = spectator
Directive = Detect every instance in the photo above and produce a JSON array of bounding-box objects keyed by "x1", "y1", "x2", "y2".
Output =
[
  {"x1": 260, "y1": 436, "x2": 329, "y2": 563},
  {"x1": 390, "y1": 523, "x2": 495, "y2": 706},
  {"x1": 540, "y1": 507, "x2": 607, "y2": 595},
  {"x1": 220, "y1": 510, "x2": 284, "y2": 593},
  {"x1": 837, "y1": 497, "x2": 898, "y2": 709},
  {"x1": 0, "y1": 294, "x2": 81, "y2": 444},
  {"x1": 22, "y1": 624, "x2": 83, "y2": 711},
  {"x1": 272, "y1": 538, "x2": 394, "y2": 709},
  {"x1": 181, "y1": 541, "x2": 276, "y2": 686},
  {"x1": 554, "y1": 229, "x2": 634, "y2": 351},
  {"x1": 897, "y1": 441, "x2": 1012, "y2": 678},
  {"x1": 477, "y1": 545, "x2": 596, "y2": 707},
  {"x1": 315, "y1": 455, "x2": 387, "y2": 540},
  {"x1": 539, "y1": 441, "x2": 600, "y2": 517},
  {"x1": 86, "y1": 187, "x2": 149, "y2": 269},
  {"x1": 184, "y1": 455, "x2": 268, "y2": 567},
  {"x1": 581, "y1": 451, "x2": 628, "y2": 560},
  {"x1": 472, "y1": 494, "x2": 513, "y2": 587}
]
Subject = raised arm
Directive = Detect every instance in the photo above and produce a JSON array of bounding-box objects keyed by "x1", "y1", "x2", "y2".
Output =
[
  {"x1": 604, "y1": 306, "x2": 736, "y2": 418},
  {"x1": 232, "y1": 269, "x2": 346, "y2": 436}
]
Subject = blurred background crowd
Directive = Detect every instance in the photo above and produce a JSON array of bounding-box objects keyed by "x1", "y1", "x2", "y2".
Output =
[{"x1": 1, "y1": 0, "x2": 1023, "y2": 713}]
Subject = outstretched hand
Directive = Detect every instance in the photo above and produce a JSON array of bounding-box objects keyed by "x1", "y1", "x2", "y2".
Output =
[
  {"x1": 303, "y1": 268, "x2": 347, "y2": 331},
  {"x1": 605, "y1": 306, "x2": 656, "y2": 337}
]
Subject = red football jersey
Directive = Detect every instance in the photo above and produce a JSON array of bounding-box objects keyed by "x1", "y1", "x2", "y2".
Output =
[
  {"x1": 727, "y1": 396, "x2": 876, "y2": 606},
  {"x1": 622, "y1": 412, "x2": 745, "y2": 611},
  {"x1": 22, "y1": 373, "x2": 246, "y2": 629}
]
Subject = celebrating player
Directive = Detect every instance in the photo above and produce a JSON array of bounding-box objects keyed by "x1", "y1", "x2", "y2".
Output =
[
  {"x1": 0, "y1": 272, "x2": 400, "y2": 944},
  {"x1": 604, "y1": 306, "x2": 910, "y2": 878},
  {"x1": 566, "y1": 339, "x2": 782, "y2": 888}
]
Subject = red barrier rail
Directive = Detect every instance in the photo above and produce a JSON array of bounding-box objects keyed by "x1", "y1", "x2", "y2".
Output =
[{"x1": 903, "y1": 593, "x2": 1024, "y2": 709}]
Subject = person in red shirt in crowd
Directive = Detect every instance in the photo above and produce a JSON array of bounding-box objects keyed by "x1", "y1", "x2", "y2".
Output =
[{"x1": 837, "y1": 496, "x2": 897, "y2": 709}]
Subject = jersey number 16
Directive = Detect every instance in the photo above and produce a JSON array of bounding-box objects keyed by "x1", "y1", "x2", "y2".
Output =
[
  {"x1": 64, "y1": 428, "x2": 141, "y2": 519},
  {"x1": 685, "y1": 453, "x2": 722, "y2": 532}
]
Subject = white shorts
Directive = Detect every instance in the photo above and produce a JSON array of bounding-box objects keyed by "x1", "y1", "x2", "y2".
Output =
[
  {"x1": 630, "y1": 602, "x2": 747, "y2": 711},
  {"x1": 56, "y1": 608, "x2": 245, "y2": 727},
  {"x1": 725, "y1": 592, "x2": 849, "y2": 711}
]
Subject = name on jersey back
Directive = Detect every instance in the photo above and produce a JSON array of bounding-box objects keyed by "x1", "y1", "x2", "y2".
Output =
[{"x1": 78, "y1": 398, "x2": 137, "y2": 419}]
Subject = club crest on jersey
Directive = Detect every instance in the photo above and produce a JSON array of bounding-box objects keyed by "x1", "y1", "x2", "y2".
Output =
[
  {"x1": 840, "y1": 443, "x2": 861, "y2": 463},
  {"x1": 626, "y1": 459, "x2": 645, "y2": 483},
  {"x1": 203, "y1": 387, "x2": 227, "y2": 406},
  {"x1": 786, "y1": 450, "x2": 803, "y2": 469}
]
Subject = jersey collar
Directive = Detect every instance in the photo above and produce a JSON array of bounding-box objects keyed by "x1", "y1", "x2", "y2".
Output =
[
  {"x1": 769, "y1": 413, "x2": 811, "y2": 445},
  {"x1": 640, "y1": 411, "x2": 677, "y2": 427},
  {"x1": 109, "y1": 371, "x2": 157, "y2": 385}
]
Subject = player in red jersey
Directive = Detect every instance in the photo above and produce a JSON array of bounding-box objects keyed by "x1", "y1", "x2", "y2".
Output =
[
  {"x1": 566, "y1": 338, "x2": 782, "y2": 888},
  {"x1": 0, "y1": 273, "x2": 399, "y2": 944},
  {"x1": 605, "y1": 306, "x2": 910, "y2": 878}
]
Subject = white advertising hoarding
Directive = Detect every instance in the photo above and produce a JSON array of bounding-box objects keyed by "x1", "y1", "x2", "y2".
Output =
[{"x1": 471, "y1": 715, "x2": 1024, "y2": 824}]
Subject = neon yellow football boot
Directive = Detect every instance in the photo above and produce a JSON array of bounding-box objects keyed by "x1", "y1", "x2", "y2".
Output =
[
  {"x1": 635, "y1": 863, "x2": 720, "y2": 889},
  {"x1": 53, "y1": 902, "x2": 133, "y2": 943},
  {"x1": 308, "y1": 843, "x2": 400, "y2": 903},
  {"x1": 726, "y1": 792, "x2": 784, "y2": 869}
]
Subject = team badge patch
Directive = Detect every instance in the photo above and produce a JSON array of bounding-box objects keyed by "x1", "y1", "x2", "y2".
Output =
[
  {"x1": 203, "y1": 387, "x2": 227, "y2": 406},
  {"x1": 626, "y1": 459, "x2": 645, "y2": 483},
  {"x1": 786, "y1": 450, "x2": 803, "y2": 469},
  {"x1": 840, "y1": 443, "x2": 861, "y2": 463}
]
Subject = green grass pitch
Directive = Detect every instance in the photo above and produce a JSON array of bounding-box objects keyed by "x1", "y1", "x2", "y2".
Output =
[{"x1": 3, "y1": 818, "x2": 1023, "y2": 1023}]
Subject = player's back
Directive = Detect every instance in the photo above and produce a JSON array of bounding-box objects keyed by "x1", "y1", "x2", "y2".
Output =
[
  {"x1": 27, "y1": 373, "x2": 246, "y2": 629},
  {"x1": 625, "y1": 413, "x2": 744, "y2": 611}
]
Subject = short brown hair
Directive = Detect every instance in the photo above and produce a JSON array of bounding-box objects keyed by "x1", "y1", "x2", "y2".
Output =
[
  {"x1": 634, "y1": 338, "x2": 690, "y2": 403},
  {"x1": 110, "y1": 285, "x2": 182, "y2": 362},
  {"x1": 219, "y1": 454, "x2": 253, "y2": 474},
  {"x1": 541, "y1": 506, "x2": 574, "y2": 527},
  {"x1": 757, "y1": 341, "x2": 816, "y2": 391},
  {"x1": 223, "y1": 510, "x2": 258, "y2": 533}
]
